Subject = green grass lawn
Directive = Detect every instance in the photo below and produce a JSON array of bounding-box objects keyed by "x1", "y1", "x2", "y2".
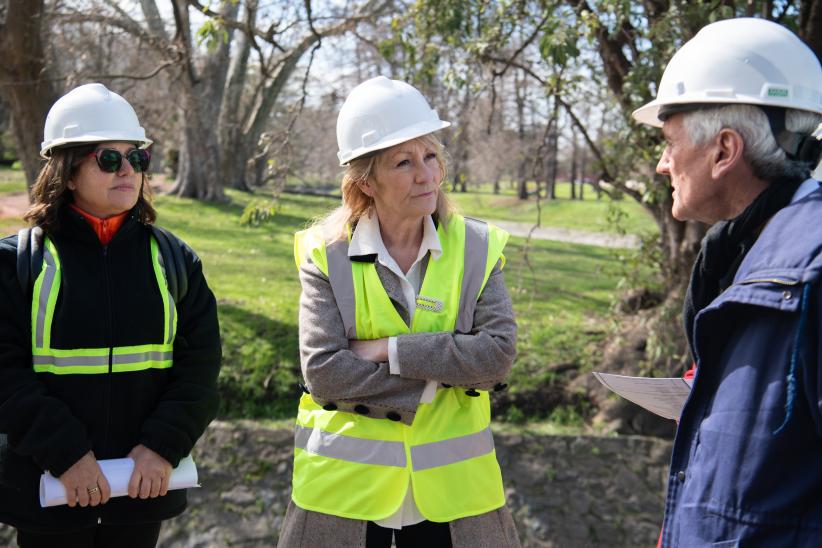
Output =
[
  {"x1": 449, "y1": 181, "x2": 658, "y2": 236},
  {"x1": 154, "y1": 190, "x2": 625, "y2": 420},
  {"x1": 0, "y1": 167, "x2": 26, "y2": 195},
  {"x1": 1, "y1": 168, "x2": 631, "y2": 422}
]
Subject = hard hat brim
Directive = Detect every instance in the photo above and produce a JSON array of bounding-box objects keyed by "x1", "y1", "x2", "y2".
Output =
[
  {"x1": 634, "y1": 95, "x2": 822, "y2": 128},
  {"x1": 632, "y1": 100, "x2": 666, "y2": 128},
  {"x1": 338, "y1": 120, "x2": 451, "y2": 165},
  {"x1": 41, "y1": 134, "x2": 153, "y2": 158}
]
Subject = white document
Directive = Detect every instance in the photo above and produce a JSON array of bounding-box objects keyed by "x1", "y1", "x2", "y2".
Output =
[
  {"x1": 39, "y1": 454, "x2": 199, "y2": 508},
  {"x1": 593, "y1": 372, "x2": 693, "y2": 421}
]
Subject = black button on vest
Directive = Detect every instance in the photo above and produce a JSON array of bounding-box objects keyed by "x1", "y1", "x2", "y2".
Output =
[
  {"x1": 465, "y1": 389, "x2": 480, "y2": 397},
  {"x1": 354, "y1": 404, "x2": 370, "y2": 415},
  {"x1": 322, "y1": 403, "x2": 338, "y2": 411},
  {"x1": 386, "y1": 411, "x2": 401, "y2": 421}
]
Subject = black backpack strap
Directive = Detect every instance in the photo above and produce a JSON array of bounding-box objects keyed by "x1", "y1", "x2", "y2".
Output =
[
  {"x1": 16, "y1": 227, "x2": 44, "y2": 296},
  {"x1": 16, "y1": 228, "x2": 31, "y2": 295},
  {"x1": 149, "y1": 225, "x2": 188, "y2": 303}
]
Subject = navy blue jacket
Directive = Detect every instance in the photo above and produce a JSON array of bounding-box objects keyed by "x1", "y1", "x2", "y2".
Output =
[{"x1": 662, "y1": 185, "x2": 822, "y2": 547}]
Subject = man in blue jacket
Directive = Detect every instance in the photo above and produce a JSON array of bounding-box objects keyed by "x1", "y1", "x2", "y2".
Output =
[{"x1": 632, "y1": 18, "x2": 822, "y2": 547}]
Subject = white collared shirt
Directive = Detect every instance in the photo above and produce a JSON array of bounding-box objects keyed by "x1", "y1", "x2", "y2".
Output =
[{"x1": 347, "y1": 211, "x2": 441, "y2": 529}]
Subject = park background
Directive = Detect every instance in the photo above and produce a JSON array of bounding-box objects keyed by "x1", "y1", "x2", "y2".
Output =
[{"x1": 0, "y1": 1, "x2": 820, "y2": 545}]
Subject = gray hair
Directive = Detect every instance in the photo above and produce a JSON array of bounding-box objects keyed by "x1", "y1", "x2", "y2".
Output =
[{"x1": 682, "y1": 105, "x2": 822, "y2": 182}]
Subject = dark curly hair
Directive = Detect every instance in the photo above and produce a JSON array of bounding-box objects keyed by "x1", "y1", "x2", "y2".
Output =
[{"x1": 24, "y1": 144, "x2": 156, "y2": 234}]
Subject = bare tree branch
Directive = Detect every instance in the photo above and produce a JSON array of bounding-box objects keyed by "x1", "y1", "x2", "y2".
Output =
[
  {"x1": 54, "y1": 10, "x2": 173, "y2": 57},
  {"x1": 482, "y1": 53, "x2": 643, "y2": 201}
]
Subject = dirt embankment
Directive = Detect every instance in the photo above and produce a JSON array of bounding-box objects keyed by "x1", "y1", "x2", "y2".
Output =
[{"x1": 0, "y1": 421, "x2": 674, "y2": 547}]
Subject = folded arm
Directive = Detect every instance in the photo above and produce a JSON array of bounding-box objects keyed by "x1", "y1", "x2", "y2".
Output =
[
  {"x1": 395, "y1": 262, "x2": 517, "y2": 389},
  {"x1": 299, "y1": 259, "x2": 426, "y2": 424}
]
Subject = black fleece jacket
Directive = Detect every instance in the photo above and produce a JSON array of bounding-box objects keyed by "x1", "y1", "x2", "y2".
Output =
[{"x1": 0, "y1": 207, "x2": 221, "y2": 531}]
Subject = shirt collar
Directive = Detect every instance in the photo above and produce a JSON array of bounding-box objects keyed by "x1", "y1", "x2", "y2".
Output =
[
  {"x1": 349, "y1": 212, "x2": 442, "y2": 265},
  {"x1": 790, "y1": 177, "x2": 821, "y2": 204}
]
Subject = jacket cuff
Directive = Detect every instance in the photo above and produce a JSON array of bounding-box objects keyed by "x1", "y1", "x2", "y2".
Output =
[
  {"x1": 46, "y1": 441, "x2": 92, "y2": 478},
  {"x1": 388, "y1": 336, "x2": 400, "y2": 375},
  {"x1": 138, "y1": 431, "x2": 185, "y2": 468}
]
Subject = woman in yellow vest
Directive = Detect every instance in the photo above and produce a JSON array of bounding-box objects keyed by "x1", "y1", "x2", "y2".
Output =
[
  {"x1": 279, "y1": 76, "x2": 520, "y2": 547},
  {"x1": 0, "y1": 83, "x2": 221, "y2": 547}
]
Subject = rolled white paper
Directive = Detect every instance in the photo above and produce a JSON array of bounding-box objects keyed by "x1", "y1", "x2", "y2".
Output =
[{"x1": 39, "y1": 454, "x2": 199, "y2": 507}]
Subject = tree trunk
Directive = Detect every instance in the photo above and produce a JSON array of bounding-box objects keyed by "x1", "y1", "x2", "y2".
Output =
[
  {"x1": 450, "y1": 78, "x2": 474, "y2": 193},
  {"x1": 800, "y1": 0, "x2": 822, "y2": 60},
  {"x1": 543, "y1": 95, "x2": 560, "y2": 201},
  {"x1": 0, "y1": 0, "x2": 57, "y2": 190},
  {"x1": 515, "y1": 72, "x2": 528, "y2": 200},
  {"x1": 218, "y1": 0, "x2": 256, "y2": 190},
  {"x1": 174, "y1": 86, "x2": 224, "y2": 200},
  {"x1": 167, "y1": 0, "x2": 238, "y2": 200},
  {"x1": 570, "y1": 135, "x2": 578, "y2": 198}
]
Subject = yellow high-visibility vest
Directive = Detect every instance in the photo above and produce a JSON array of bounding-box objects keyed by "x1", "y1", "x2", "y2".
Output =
[
  {"x1": 292, "y1": 214, "x2": 509, "y2": 522},
  {"x1": 31, "y1": 237, "x2": 176, "y2": 375}
]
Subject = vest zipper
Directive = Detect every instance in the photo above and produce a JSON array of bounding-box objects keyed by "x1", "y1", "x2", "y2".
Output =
[{"x1": 102, "y1": 244, "x2": 114, "y2": 457}]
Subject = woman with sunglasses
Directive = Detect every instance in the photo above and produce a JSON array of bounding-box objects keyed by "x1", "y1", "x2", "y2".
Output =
[
  {"x1": 0, "y1": 83, "x2": 221, "y2": 547},
  {"x1": 279, "y1": 76, "x2": 520, "y2": 547}
]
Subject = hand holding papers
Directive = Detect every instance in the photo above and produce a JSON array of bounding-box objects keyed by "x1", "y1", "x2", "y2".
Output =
[
  {"x1": 593, "y1": 372, "x2": 693, "y2": 421},
  {"x1": 40, "y1": 455, "x2": 199, "y2": 508}
]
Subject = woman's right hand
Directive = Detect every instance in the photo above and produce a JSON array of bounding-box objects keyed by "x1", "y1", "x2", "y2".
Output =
[{"x1": 58, "y1": 451, "x2": 111, "y2": 507}]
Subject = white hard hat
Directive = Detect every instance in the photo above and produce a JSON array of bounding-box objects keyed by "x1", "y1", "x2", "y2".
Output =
[
  {"x1": 40, "y1": 83, "x2": 152, "y2": 158},
  {"x1": 633, "y1": 18, "x2": 822, "y2": 127},
  {"x1": 336, "y1": 76, "x2": 451, "y2": 165}
]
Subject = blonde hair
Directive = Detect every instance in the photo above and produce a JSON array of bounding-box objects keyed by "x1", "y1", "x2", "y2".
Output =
[{"x1": 314, "y1": 133, "x2": 457, "y2": 241}]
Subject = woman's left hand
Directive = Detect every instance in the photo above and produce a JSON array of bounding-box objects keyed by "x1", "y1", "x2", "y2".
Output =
[
  {"x1": 127, "y1": 444, "x2": 173, "y2": 499},
  {"x1": 349, "y1": 338, "x2": 389, "y2": 363}
]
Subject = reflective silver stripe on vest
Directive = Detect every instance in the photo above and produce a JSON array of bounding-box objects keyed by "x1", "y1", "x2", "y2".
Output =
[
  {"x1": 156, "y1": 250, "x2": 176, "y2": 344},
  {"x1": 326, "y1": 218, "x2": 490, "y2": 336},
  {"x1": 410, "y1": 426, "x2": 495, "y2": 472},
  {"x1": 113, "y1": 351, "x2": 173, "y2": 365},
  {"x1": 294, "y1": 425, "x2": 407, "y2": 467},
  {"x1": 35, "y1": 246, "x2": 58, "y2": 349},
  {"x1": 326, "y1": 239, "x2": 357, "y2": 339},
  {"x1": 456, "y1": 218, "x2": 490, "y2": 333},
  {"x1": 32, "y1": 354, "x2": 109, "y2": 367}
]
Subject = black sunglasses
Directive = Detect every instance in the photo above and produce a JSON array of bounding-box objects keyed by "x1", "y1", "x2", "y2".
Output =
[{"x1": 87, "y1": 148, "x2": 151, "y2": 173}]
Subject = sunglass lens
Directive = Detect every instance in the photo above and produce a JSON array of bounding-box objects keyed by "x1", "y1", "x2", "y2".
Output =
[
  {"x1": 96, "y1": 149, "x2": 123, "y2": 173},
  {"x1": 127, "y1": 149, "x2": 150, "y2": 172}
]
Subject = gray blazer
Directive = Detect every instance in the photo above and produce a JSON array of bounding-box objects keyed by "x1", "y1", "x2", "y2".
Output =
[
  {"x1": 279, "y1": 251, "x2": 520, "y2": 547},
  {"x1": 297, "y1": 254, "x2": 518, "y2": 424}
]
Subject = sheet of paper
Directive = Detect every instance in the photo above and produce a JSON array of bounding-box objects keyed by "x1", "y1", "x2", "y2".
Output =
[
  {"x1": 39, "y1": 454, "x2": 199, "y2": 508},
  {"x1": 593, "y1": 372, "x2": 693, "y2": 421}
]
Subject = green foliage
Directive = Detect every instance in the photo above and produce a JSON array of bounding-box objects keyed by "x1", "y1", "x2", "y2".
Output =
[
  {"x1": 0, "y1": 131, "x2": 18, "y2": 162},
  {"x1": 196, "y1": 18, "x2": 230, "y2": 50},
  {"x1": 547, "y1": 404, "x2": 586, "y2": 428},
  {"x1": 240, "y1": 198, "x2": 279, "y2": 227},
  {"x1": 503, "y1": 405, "x2": 526, "y2": 424}
]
